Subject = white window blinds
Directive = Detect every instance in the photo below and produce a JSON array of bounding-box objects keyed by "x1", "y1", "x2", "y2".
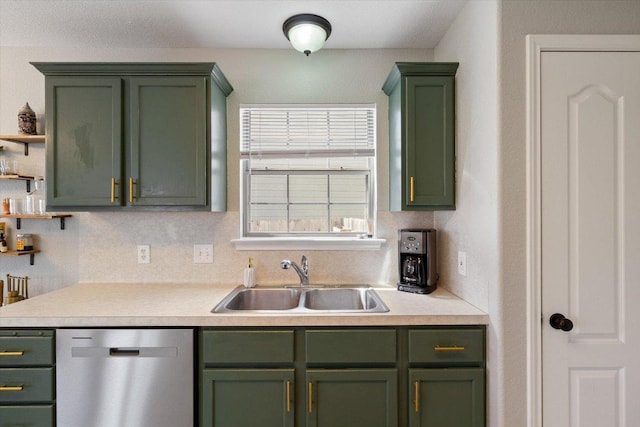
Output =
[{"x1": 240, "y1": 105, "x2": 376, "y2": 159}]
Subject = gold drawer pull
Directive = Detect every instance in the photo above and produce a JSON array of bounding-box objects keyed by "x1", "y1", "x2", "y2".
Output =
[
  {"x1": 110, "y1": 178, "x2": 119, "y2": 203},
  {"x1": 0, "y1": 385, "x2": 24, "y2": 392},
  {"x1": 434, "y1": 345, "x2": 465, "y2": 352},
  {"x1": 410, "y1": 176, "x2": 415, "y2": 202},
  {"x1": 413, "y1": 381, "x2": 420, "y2": 412},
  {"x1": 308, "y1": 382, "x2": 313, "y2": 413},
  {"x1": 0, "y1": 350, "x2": 25, "y2": 357},
  {"x1": 286, "y1": 380, "x2": 292, "y2": 413},
  {"x1": 129, "y1": 177, "x2": 137, "y2": 203}
]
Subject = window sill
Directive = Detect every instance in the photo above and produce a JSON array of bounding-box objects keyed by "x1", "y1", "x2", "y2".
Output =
[{"x1": 231, "y1": 237, "x2": 386, "y2": 251}]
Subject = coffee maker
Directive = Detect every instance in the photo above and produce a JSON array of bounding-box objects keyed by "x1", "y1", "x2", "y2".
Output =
[{"x1": 397, "y1": 229, "x2": 438, "y2": 294}]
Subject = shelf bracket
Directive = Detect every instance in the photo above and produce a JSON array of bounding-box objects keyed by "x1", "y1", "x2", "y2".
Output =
[
  {"x1": 25, "y1": 180, "x2": 31, "y2": 193},
  {"x1": 29, "y1": 253, "x2": 34, "y2": 266},
  {"x1": 60, "y1": 217, "x2": 65, "y2": 230},
  {"x1": 23, "y1": 143, "x2": 29, "y2": 156},
  {"x1": 16, "y1": 218, "x2": 21, "y2": 229}
]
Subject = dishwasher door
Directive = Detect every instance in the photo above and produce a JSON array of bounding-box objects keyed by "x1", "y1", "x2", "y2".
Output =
[{"x1": 57, "y1": 329, "x2": 194, "y2": 427}]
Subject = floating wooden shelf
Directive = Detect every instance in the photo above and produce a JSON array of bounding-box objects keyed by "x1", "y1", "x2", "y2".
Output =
[
  {"x1": 0, "y1": 134, "x2": 45, "y2": 156},
  {"x1": 0, "y1": 174, "x2": 36, "y2": 192},
  {"x1": 0, "y1": 214, "x2": 72, "y2": 230},
  {"x1": 0, "y1": 250, "x2": 40, "y2": 265}
]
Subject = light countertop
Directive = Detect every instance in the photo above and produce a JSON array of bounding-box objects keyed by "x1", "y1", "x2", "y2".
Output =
[{"x1": 0, "y1": 282, "x2": 488, "y2": 327}]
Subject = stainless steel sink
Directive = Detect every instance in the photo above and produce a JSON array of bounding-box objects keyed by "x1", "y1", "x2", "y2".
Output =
[
  {"x1": 212, "y1": 285, "x2": 389, "y2": 313},
  {"x1": 220, "y1": 288, "x2": 301, "y2": 311},
  {"x1": 303, "y1": 288, "x2": 384, "y2": 311}
]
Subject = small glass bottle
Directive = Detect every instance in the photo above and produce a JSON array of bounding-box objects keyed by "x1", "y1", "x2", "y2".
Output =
[
  {"x1": 0, "y1": 232, "x2": 8, "y2": 253},
  {"x1": 25, "y1": 177, "x2": 45, "y2": 215},
  {"x1": 34, "y1": 177, "x2": 46, "y2": 214}
]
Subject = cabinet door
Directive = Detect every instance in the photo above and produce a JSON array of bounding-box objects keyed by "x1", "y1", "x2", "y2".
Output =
[
  {"x1": 0, "y1": 405, "x2": 54, "y2": 427},
  {"x1": 306, "y1": 369, "x2": 397, "y2": 427},
  {"x1": 129, "y1": 77, "x2": 208, "y2": 207},
  {"x1": 201, "y1": 369, "x2": 294, "y2": 427},
  {"x1": 409, "y1": 368, "x2": 484, "y2": 427},
  {"x1": 404, "y1": 75, "x2": 455, "y2": 209},
  {"x1": 45, "y1": 76, "x2": 123, "y2": 207},
  {"x1": 0, "y1": 368, "x2": 54, "y2": 403}
]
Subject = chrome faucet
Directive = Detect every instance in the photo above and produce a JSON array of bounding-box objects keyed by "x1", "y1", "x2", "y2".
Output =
[{"x1": 280, "y1": 255, "x2": 309, "y2": 286}]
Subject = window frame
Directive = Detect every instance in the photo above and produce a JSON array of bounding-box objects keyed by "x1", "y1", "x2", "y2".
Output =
[{"x1": 238, "y1": 104, "x2": 378, "y2": 242}]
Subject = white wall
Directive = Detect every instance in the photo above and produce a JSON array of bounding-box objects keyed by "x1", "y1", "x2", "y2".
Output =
[
  {"x1": 433, "y1": 0, "x2": 499, "y2": 423},
  {"x1": 0, "y1": 47, "x2": 439, "y2": 293},
  {"x1": 498, "y1": 1, "x2": 640, "y2": 426}
]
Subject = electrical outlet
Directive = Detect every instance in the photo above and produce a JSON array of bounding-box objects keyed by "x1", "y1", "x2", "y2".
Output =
[
  {"x1": 458, "y1": 251, "x2": 467, "y2": 276},
  {"x1": 137, "y1": 245, "x2": 150, "y2": 264},
  {"x1": 193, "y1": 244, "x2": 213, "y2": 264}
]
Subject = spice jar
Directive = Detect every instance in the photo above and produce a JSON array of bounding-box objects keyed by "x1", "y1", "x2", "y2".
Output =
[{"x1": 16, "y1": 233, "x2": 33, "y2": 251}]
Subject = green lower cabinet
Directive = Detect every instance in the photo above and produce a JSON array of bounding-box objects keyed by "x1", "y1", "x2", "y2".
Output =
[
  {"x1": 306, "y1": 369, "x2": 398, "y2": 427},
  {"x1": 0, "y1": 368, "x2": 54, "y2": 403},
  {"x1": 0, "y1": 405, "x2": 54, "y2": 427},
  {"x1": 409, "y1": 368, "x2": 484, "y2": 427},
  {"x1": 201, "y1": 369, "x2": 295, "y2": 427}
]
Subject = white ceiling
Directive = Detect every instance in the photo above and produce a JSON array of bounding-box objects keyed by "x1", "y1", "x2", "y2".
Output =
[{"x1": 0, "y1": 0, "x2": 467, "y2": 49}]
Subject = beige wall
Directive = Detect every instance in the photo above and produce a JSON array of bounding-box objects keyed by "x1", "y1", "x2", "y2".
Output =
[
  {"x1": 0, "y1": 47, "x2": 440, "y2": 293},
  {"x1": 498, "y1": 1, "x2": 640, "y2": 426},
  {"x1": 433, "y1": 0, "x2": 499, "y2": 423}
]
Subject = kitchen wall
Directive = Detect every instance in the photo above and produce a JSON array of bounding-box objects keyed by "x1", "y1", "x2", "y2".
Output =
[
  {"x1": 496, "y1": 1, "x2": 640, "y2": 427},
  {"x1": 0, "y1": 47, "x2": 437, "y2": 294},
  {"x1": 432, "y1": 0, "x2": 498, "y2": 424}
]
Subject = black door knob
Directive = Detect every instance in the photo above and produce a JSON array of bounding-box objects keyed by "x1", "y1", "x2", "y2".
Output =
[{"x1": 550, "y1": 313, "x2": 574, "y2": 332}]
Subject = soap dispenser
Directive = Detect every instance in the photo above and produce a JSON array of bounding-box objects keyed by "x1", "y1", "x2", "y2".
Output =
[{"x1": 243, "y1": 257, "x2": 256, "y2": 288}]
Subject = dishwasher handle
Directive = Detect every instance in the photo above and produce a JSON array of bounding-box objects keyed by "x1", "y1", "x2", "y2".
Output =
[{"x1": 109, "y1": 348, "x2": 140, "y2": 357}]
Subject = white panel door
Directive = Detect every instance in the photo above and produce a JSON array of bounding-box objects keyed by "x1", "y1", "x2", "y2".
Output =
[{"x1": 541, "y1": 51, "x2": 640, "y2": 426}]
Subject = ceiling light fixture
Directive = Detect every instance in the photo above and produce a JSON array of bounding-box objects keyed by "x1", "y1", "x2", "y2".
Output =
[{"x1": 283, "y1": 14, "x2": 332, "y2": 56}]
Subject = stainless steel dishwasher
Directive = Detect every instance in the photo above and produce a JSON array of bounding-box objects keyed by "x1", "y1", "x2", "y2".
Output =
[{"x1": 56, "y1": 329, "x2": 194, "y2": 427}]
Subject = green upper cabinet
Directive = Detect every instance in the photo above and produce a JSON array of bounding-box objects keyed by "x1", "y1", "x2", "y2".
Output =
[
  {"x1": 32, "y1": 62, "x2": 233, "y2": 211},
  {"x1": 383, "y1": 62, "x2": 458, "y2": 210},
  {"x1": 43, "y1": 76, "x2": 122, "y2": 207},
  {"x1": 129, "y1": 77, "x2": 207, "y2": 206}
]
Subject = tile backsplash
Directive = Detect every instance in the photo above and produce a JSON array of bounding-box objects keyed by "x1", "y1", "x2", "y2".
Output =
[{"x1": 77, "y1": 210, "x2": 433, "y2": 288}]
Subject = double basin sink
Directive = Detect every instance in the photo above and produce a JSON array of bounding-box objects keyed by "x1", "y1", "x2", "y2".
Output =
[{"x1": 212, "y1": 285, "x2": 389, "y2": 313}]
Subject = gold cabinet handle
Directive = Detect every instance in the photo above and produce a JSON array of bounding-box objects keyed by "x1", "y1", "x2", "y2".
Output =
[
  {"x1": 414, "y1": 381, "x2": 420, "y2": 412},
  {"x1": 410, "y1": 176, "x2": 415, "y2": 202},
  {"x1": 0, "y1": 385, "x2": 24, "y2": 392},
  {"x1": 129, "y1": 177, "x2": 137, "y2": 203},
  {"x1": 110, "y1": 178, "x2": 119, "y2": 203},
  {"x1": 0, "y1": 350, "x2": 25, "y2": 357},
  {"x1": 286, "y1": 380, "x2": 292, "y2": 412},
  {"x1": 434, "y1": 345, "x2": 465, "y2": 352},
  {"x1": 308, "y1": 381, "x2": 313, "y2": 413}
]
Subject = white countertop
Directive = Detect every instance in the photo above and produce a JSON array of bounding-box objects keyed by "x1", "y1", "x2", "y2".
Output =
[{"x1": 0, "y1": 282, "x2": 488, "y2": 327}]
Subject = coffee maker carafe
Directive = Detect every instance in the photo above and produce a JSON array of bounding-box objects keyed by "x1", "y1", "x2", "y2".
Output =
[{"x1": 397, "y1": 229, "x2": 438, "y2": 294}]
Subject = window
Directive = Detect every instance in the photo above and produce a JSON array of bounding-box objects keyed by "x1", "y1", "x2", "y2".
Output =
[{"x1": 240, "y1": 105, "x2": 376, "y2": 238}]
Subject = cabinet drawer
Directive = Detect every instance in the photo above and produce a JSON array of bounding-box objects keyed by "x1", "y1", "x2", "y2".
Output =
[
  {"x1": 0, "y1": 368, "x2": 54, "y2": 403},
  {"x1": 305, "y1": 329, "x2": 396, "y2": 364},
  {"x1": 0, "y1": 404, "x2": 54, "y2": 427},
  {"x1": 0, "y1": 331, "x2": 54, "y2": 367},
  {"x1": 202, "y1": 330, "x2": 294, "y2": 365},
  {"x1": 409, "y1": 329, "x2": 484, "y2": 364}
]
